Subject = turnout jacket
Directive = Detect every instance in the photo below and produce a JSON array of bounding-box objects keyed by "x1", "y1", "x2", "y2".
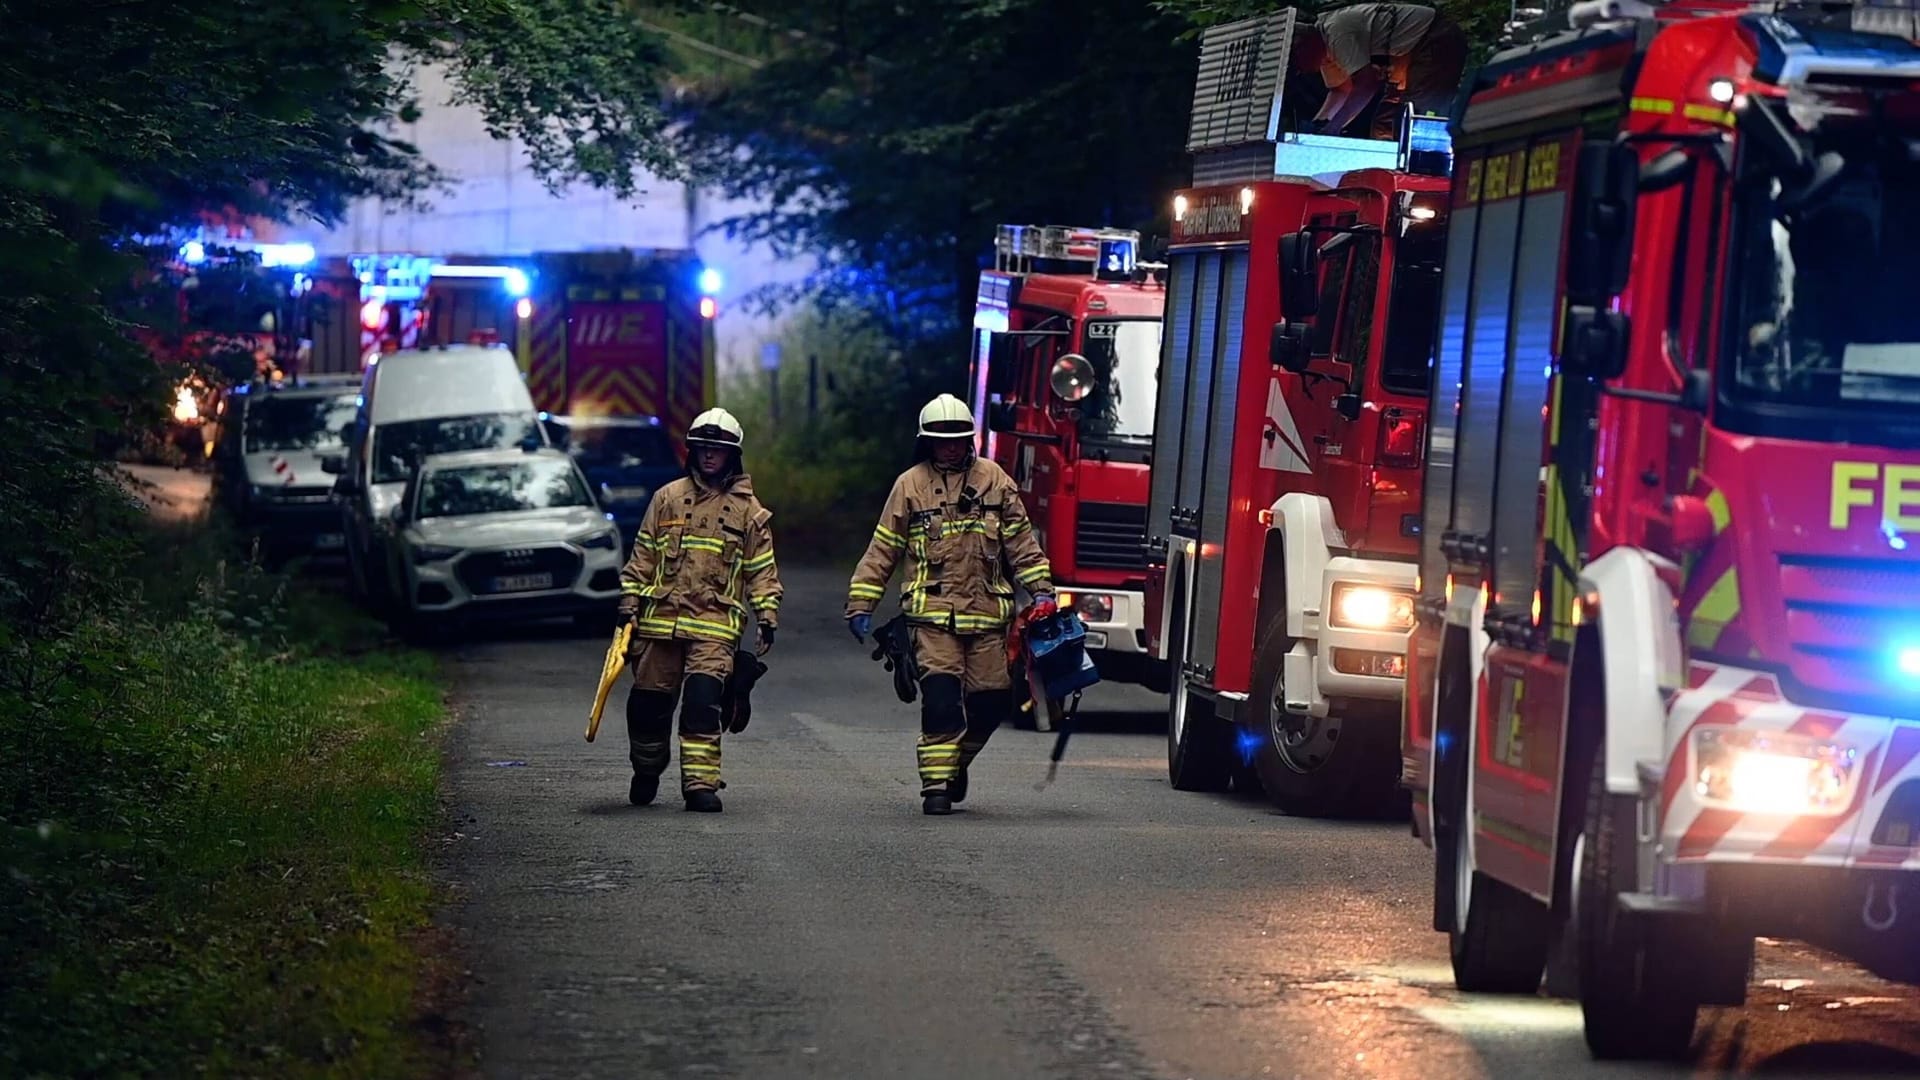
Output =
[
  {"x1": 846, "y1": 456, "x2": 1052, "y2": 633},
  {"x1": 620, "y1": 472, "x2": 782, "y2": 644}
]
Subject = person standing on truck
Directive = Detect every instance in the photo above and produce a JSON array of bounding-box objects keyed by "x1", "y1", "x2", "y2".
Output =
[
  {"x1": 1290, "y1": 2, "x2": 1469, "y2": 140},
  {"x1": 844, "y1": 394, "x2": 1055, "y2": 816},
  {"x1": 616, "y1": 407, "x2": 782, "y2": 813}
]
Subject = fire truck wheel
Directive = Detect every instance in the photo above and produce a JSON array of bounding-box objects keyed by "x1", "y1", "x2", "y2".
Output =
[
  {"x1": 1445, "y1": 794, "x2": 1551, "y2": 992},
  {"x1": 1247, "y1": 613, "x2": 1397, "y2": 817},
  {"x1": 1577, "y1": 754, "x2": 1700, "y2": 1061},
  {"x1": 1167, "y1": 684, "x2": 1232, "y2": 792}
]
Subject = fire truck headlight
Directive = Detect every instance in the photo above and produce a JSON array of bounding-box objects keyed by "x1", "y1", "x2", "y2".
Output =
[
  {"x1": 1894, "y1": 643, "x2": 1920, "y2": 679},
  {"x1": 1173, "y1": 194, "x2": 1189, "y2": 222},
  {"x1": 1060, "y1": 592, "x2": 1114, "y2": 624},
  {"x1": 1708, "y1": 78, "x2": 1736, "y2": 105},
  {"x1": 1329, "y1": 584, "x2": 1416, "y2": 631},
  {"x1": 1692, "y1": 727, "x2": 1859, "y2": 815}
]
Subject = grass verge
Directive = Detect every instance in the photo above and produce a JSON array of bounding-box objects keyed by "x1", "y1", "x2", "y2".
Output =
[{"x1": 1, "y1": 518, "x2": 462, "y2": 1078}]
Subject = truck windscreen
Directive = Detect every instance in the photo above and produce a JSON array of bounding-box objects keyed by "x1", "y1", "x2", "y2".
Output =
[
  {"x1": 1382, "y1": 225, "x2": 1443, "y2": 397},
  {"x1": 1725, "y1": 133, "x2": 1920, "y2": 441},
  {"x1": 1081, "y1": 320, "x2": 1160, "y2": 441}
]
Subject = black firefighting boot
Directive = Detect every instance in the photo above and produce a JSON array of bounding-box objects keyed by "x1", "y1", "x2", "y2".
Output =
[
  {"x1": 950, "y1": 688, "x2": 1013, "y2": 805},
  {"x1": 679, "y1": 674, "x2": 726, "y2": 812},
  {"x1": 917, "y1": 674, "x2": 965, "y2": 814},
  {"x1": 625, "y1": 688, "x2": 675, "y2": 806}
]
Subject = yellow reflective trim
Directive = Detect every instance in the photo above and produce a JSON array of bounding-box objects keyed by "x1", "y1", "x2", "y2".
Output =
[
  {"x1": 681, "y1": 536, "x2": 726, "y2": 553},
  {"x1": 750, "y1": 595, "x2": 779, "y2": 610},
  {"x1": 1630, "y1": 96, "x2": 1675, "y2": 116},
  {"x1": 873, "y1": 525, "x2": 906, "y2": 549},
  {"x1": 1015, "y1": 563, "x2": 1051, "y2": 585},
  {"x1": 848, "y1": 583, "x2": 885, "y2": 599},
  {"x1": 1003, "y1": 517, "x2": 1030, "y2": 536},
  {"x1": 1685, "y1": 567, "x2": 1741, "y2": 651},
  {"x1": 1704, "y1": 489, "x2": 1731, "y2": 534},
  {"x1": 743, "y1": 551, "x2": 775, "y2": 572},
  {"x1": 620, "y1": 582, "x2": 646, "y2": 595},
  {"x1": 1682, "y1": 103, "x2": 1734, "y2": 127}
]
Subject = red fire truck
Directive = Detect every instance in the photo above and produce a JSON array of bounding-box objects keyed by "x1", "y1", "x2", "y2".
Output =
[
  {"x1": 341, "y1": 250, "x2": 717, "y2": 437},
  {"x1": 968, "y1": 224, "x2": 1169, "y2": 719},
  {"x1": 1145, "y1": 10, "x2": 1455, "y2": 816},
  {"x1": 1402, "y1": 0, "x2": 1920, "y2": 1060}
]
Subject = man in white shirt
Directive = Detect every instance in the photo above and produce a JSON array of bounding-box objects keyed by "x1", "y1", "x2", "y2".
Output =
[{"x1": 1290, "y1": 3, "x2": 1468, "y2": 139}]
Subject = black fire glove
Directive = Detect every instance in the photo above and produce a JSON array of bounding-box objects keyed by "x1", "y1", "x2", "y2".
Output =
[{"x1": 616, "y1": 594, "x2": 641, "y2": 623}]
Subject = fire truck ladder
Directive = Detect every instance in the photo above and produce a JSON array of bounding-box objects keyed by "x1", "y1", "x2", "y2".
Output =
[{"x1": 994, "y1": 224, "x2": 1142, "y2": 275}]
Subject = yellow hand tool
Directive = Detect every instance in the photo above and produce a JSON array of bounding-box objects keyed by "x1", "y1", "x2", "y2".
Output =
[{"x1": 586, "y1": 622, "x2": 634, "y2": 742}]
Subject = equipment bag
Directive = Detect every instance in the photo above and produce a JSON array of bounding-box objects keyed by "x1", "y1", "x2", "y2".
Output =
[{"x1": 1024, "y1": 609, "x2": 1101, "y2": 701}]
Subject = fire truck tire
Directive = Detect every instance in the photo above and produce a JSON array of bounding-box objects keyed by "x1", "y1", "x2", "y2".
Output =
[
  {"x1": 1247, "y1": 613, "x2": 1397, "y2": 817},
  {"x1": 1167, "y1": 685, "x2": 1233, "y2": 792},
  {"x1": 1446, "y1": 805, "x2": 1551, "y2": 992},
  {"x1": 1577, "y1": 754, "x2": 1700, "y2": 1061}
]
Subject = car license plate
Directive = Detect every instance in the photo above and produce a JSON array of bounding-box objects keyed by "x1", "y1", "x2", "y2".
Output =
[
  {"x1": 1083, "y1": 630, "x2": 1109, "y2": 649},
  {"x1": 314, "y1": 533, "x2": 345, "y2": 550},
  {"x1": 491, "y1": 573, "x2": 554, "y2": 593}
]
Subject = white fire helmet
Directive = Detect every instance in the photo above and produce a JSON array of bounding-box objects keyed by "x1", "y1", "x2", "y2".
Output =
[
  {"x1": 917, "y1": 394, "x2": 976, "y2": 439},
  {"x1": 686, "y1": 407, "x2": 745, "y2": 451}
]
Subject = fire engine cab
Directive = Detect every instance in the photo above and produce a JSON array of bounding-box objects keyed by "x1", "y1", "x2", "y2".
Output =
[
  {"x1": 1403, "y1": 0, "x2": 1920, "y2": 1060},
  {"x1": 969, "y1": 223, "x2": 1169, "y2": 722},
  {"x1": 1146, "y1": 10, "x2": 1455, "y2": 816}
]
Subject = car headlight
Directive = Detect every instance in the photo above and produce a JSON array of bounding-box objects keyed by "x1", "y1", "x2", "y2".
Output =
[
  {"x1": 573, "y1": 529, "x2": 620, "y2": 551},
  {"x1": 1693, "y1": 727, "x2": 1860, "y2": 815},
  {"x1": 1329, "y1": 584, "x2": 1416, "y2": 631},
  {"x1": 410, "y1": 543, "x2": 462, "y2": 565}
]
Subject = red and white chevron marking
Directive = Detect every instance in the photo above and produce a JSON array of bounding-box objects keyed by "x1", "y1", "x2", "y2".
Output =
[
  {"x1": 1659, "y1": 661, "x2": 1920, "y2": 868},
  {"x1": 271, "y1": 455, "x2": 295, "y2": 485}
]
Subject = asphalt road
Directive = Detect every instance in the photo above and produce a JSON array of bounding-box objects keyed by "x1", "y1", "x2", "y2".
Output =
[{"x1": 438, "y1": 565, "x2": 1920, "y2": 1080}]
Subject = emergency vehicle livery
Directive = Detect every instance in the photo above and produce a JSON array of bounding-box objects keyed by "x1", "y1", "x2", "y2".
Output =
[
  {"x1": 350, "y1": 250, "x2": 718, "y2": 443},
  {"x1": 968, "y1": 224, "x2": 1169, "y2": 719},
  {"x1": 1401, "y1": 0, "x2": 1920, "y2": 1060},
  {"x1": 1145, "y1": 9, "x2": 1455, "y2": 816}
]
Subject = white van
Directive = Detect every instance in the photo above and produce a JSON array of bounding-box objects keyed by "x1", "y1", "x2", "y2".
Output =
[{"x1": 322, "y1": 344, "x2": 549, "y2": 609}]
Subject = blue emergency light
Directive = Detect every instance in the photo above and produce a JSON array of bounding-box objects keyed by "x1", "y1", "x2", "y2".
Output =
[
  {"x1": 698, "y1": 267, "x2": 724, "y2": 296},
  {"x1": 1095, "y1": 237, "x2": 1137, "y2": 282}
]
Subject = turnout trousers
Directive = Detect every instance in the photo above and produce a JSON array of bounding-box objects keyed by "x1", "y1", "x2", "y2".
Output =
[
  {"x1": 625, "y1": 637, "x2": 735, "y2": 794},
  {"x1": 909, "y1": 626, "x2": 1014, "y2": 795}
]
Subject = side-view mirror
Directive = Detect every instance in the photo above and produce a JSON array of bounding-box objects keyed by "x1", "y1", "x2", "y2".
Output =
[
  {"x1": 1269, "y1": 321, "x2": 1311, "y2": 373},
  {"x1": 1679, "y1": 365, "x2": 1712, "y2": 414},
  {"x1": 320, "y1": 454, "x2": 345, "y2": 475},
  {"x1": 1049, "y1": 353, "x2": 1096, "y2": 403},
  {"x1": 986, "y1": 333, "x2": 1018, "y2": 396},
  {"x1": 1334, "y1": 393, "x2": 1363, "y2": 423},
  {"x1": 1638, "y1": 148, "x2": 1693, "y2": 193},
  {"x1": 1560, "y1": 306, "x2": 1631, "y2": 381},
  {"x1": 387, "y1": 502, "x2": 408, "y2": 526},
  {"x1": 1278, "y1": 232, "x2": 1320, "y2": 318},
  {"x1": 988, "y1": 400, "x2": 1017, "y2": 432},
  {"x1": 1566, "y1": 141, "x2": 1639, "y2": 305}
]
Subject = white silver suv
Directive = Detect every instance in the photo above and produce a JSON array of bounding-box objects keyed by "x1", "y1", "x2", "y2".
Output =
[{"x1": 386, "y1": 447, "x2": 624, "y2": 632}]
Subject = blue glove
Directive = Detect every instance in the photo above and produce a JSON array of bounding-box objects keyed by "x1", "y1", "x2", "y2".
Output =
[
  {"x1": 1031, "y1": 592, "x2": 1055, "y2": 606},
  {"x1": 848, "y1": 613, "x2": 871, "y2": 643}
]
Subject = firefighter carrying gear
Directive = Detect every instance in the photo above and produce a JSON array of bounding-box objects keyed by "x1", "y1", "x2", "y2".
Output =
[
  {"x1": 617, "y1": 464, "x2": 782, "y2": 808},
  {"x1": 869, "y1": 613, "x2": 922, "y2": 704},
  {"x1": 845, "y1": 430, "x2": 1051, "y2": 812}
]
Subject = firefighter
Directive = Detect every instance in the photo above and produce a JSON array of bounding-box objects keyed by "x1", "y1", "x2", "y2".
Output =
[
  {"x1": 1289, "y1": 2, "x2": 1468, "y2": 140},
  {"x1": 616, "y1": 407, "x2": 782, "y2": 813},
  {"x1": 845, "y1": 393, "x2": 1053, "y2": 815}
]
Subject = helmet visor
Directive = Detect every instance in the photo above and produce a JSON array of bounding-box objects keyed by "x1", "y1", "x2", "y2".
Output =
[
  {"x1": 920, "y1": 419, "x2": 974, "y2": 438},
  {"x1": 686, "y1": 424, "x2": 741, "y2": 447}
]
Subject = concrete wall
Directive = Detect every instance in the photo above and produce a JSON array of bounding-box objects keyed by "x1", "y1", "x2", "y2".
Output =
[{"x1": 295, "y1": 63, "x2": 809, "y2": 374}]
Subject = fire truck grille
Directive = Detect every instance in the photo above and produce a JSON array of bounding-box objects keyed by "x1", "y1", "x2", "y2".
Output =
[
  {"x1": 1777, "y1": 554, "x2": 1920, "y2": 697},
  {"x1": 1076, "y1": 502, "x2": 1148, "y2": 572},
  {"x1": 458, "y1": 547, "x2": 582, "y2": 594}
]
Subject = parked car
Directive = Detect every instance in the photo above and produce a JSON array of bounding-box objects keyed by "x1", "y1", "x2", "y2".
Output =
[
  {"x1": 384, "y1": 446, "x2": 623, "y2": 633},
  {"x1": 323, "y1": 343, "x2": 548, "y2": 611},
  {"x1": 540, "y1": 413, "x2": 682, "y2": 554},
  {"x1": 211, "y1": 374, "x2": 363, "y2": 563}
]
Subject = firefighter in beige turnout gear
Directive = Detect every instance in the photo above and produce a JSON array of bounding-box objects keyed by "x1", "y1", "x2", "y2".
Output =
[
  {"x1": 617, "y1": 407, "x2": 782, "y2": 813},
  {"x1": 845, "y1": 394, "x2": 1053, "y2": 815}
]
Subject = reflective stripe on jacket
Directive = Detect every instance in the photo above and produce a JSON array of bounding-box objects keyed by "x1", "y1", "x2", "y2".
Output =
[
  {"x1": 620, "y1": 472, "x2": 782, "y2": 644},
  {"x1": 845, "y1": 457, "x2": 1051, "y2": 632}
]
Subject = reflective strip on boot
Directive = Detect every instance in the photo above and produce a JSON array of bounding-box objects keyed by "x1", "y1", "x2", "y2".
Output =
[
  {"x1": 916, "y1": 737, "x2": 962, "y2": 789},
  {"x1": 680, "y1": 735, "x2": 722, "y2": 792}
]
